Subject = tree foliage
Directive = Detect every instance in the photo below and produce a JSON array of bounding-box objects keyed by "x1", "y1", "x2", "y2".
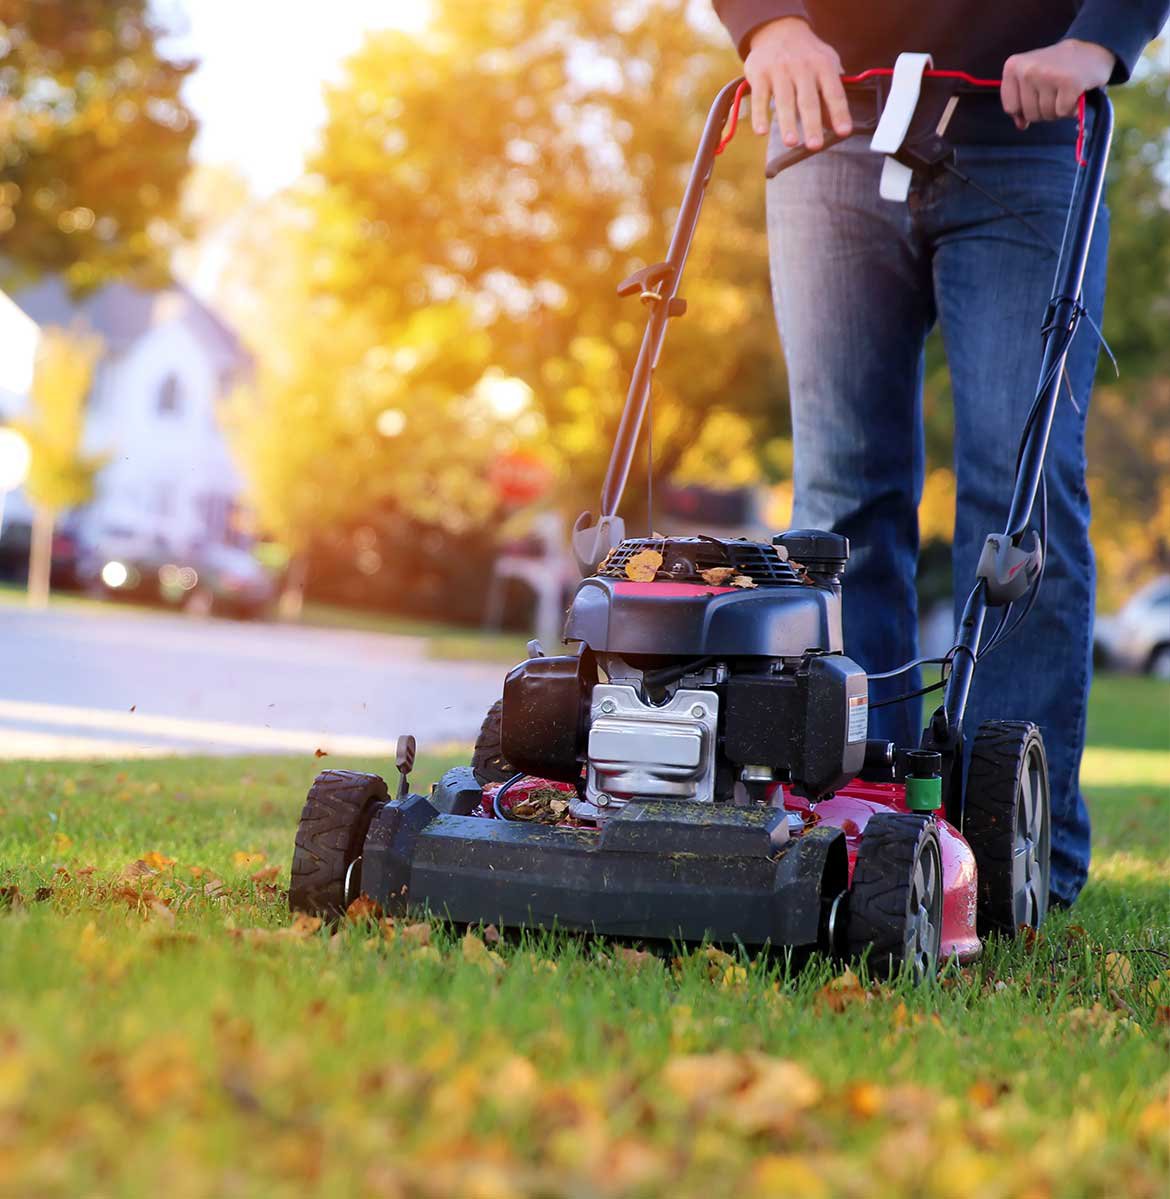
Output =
[
  {"x1": 16, "y1": 325, "x2": 104, "y2": 511},
  {"x1": 0, "y1": 0, "x2": 196, "y2": 293}
]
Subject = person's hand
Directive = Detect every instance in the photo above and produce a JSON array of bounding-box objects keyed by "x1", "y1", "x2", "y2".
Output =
[
  {"x1": 1001, "y1": 40, "x2": 1115, "y2": 130},
  {"x1": 744, "y1": 17, "x2": 852, "y2": 150}
]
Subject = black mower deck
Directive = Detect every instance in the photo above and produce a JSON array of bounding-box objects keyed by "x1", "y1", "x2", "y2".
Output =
[{"x1": 362, "y1": 796, "x2": 848, "y2": 947}]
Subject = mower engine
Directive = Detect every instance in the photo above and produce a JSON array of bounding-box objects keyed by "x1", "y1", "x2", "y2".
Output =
[{"x1": 499, "y1": 529, "x2": 870, "y2": 821}]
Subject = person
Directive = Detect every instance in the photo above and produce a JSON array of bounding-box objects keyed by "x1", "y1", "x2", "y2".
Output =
[{"x1": 712, "y1": 1, "x2": 1169, "y2": 907}]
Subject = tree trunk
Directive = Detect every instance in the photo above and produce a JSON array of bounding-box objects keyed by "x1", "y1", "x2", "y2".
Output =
[
  {"x1": 27, "y1": 506, "x2": 55, "y2": 609},
  {"x1": 278, "y1": 552, "x2": 307, "y2": 620}
]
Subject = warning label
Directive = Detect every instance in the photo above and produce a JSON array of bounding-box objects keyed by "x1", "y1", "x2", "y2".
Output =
[{"x1": 847, "y1": 693, "x2": 868, "y2": 743}]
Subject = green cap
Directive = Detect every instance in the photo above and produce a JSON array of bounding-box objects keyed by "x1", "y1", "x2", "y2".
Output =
[{"x1": 905, "y1": 774, "x2": 942, "y2": 812}]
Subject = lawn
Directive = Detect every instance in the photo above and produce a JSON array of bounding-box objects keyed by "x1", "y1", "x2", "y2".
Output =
[{"x1": 0, "y1": 675, "x2": 1166, "y2": 1198}]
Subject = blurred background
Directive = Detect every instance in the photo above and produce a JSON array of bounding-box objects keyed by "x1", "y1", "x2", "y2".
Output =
[{"x1": 0, "y1": 0, "x2": 1166, "y2": 757}]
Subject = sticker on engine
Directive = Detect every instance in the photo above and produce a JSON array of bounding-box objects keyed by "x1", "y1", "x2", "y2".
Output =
[{"x1": 847, "y1": 694, "x2": 868, "y2": 742}]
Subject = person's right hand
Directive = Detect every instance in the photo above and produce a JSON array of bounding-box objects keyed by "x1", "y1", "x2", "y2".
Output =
[{"x1": 744, "y1": 16, "x2": 852, "y2": 150}]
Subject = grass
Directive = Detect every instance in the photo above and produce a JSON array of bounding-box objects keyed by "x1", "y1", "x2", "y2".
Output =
[{"x1": 0, "y1": 675, "x2": 1165, "y2": 1197}]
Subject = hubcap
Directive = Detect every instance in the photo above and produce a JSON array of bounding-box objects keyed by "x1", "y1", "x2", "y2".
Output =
[
  {"x1": 904, "y1": 839, "x2": 942, "y2": 981},
  {"x1": 1012, "y1": 746, "x2": 1051, "y2": 928}
]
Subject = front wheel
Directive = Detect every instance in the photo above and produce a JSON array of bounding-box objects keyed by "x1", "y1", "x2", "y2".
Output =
[
  {"x1": 847, "y1": 813, "x2": 943, "y2": 982},
  {"x1": 965, "y1": 721, "x2": 1051, "y2": 936},
  {"x1": 289, "y1": 770, "x2": 388, "y2": 918}
]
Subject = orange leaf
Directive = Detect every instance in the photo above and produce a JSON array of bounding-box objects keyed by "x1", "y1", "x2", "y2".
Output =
[
  {"x1": 314, "y1": 748, "x2": 329, "y2": 758},
  {"x1": 250, "y1": 865, "x2": 280, "y2": 883},
  {"x1": 142, "y1": 851, "x2": 176, "y2": 872},
  {"x1": 346, "y1": 894, "x2": 382, "y2": 922}
]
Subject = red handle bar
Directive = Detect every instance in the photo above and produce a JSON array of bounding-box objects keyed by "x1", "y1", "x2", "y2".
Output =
[{"x1": 715, "y1": 71, "x2": 1087, "y2": 167}]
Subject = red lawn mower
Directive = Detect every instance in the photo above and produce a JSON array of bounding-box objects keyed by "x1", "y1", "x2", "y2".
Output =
[{"x1": 289, "y1": 61, "x2": 1112, "y2": 979}]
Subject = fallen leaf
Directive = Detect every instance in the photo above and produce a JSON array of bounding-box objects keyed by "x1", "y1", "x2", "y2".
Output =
[
  {"x1": 250, "y1": 865, "x2": 280, "y2": 883},
  {"x1": 700, "y1": 566, "x2": 736, "y2": 585},
  {"x1": 314, "y1": 748, "x2": 329, "y2": 758},
  {"x1": 52, "y1": 832, "x2": 73, "y2": 852},
  {"x1": 846, "y1": 1081, "x2": 885, "y2": 1118},
  {"x1": 624, "y1": 548, "x2": 663, "y2": 582},
  {"x1": 122, "y1": 859, "x2": 157, "y2": 880},
  {"x1": 462, "y1": 932, "x2": 505, "y2": 973},
  {"x1": 815, "y1": 969, "x2": 868, "y2": 1013},
  {"x1": 142, "y1": 851, "x2": 176, "y2": 872},
  {"x1": 0, "y1": 885, "x2": 23, "y2": 909},
  {"x1": 346, "y1": 894, "x2": 382, "y2": 922},
  {"x1": 400, "y1": 922, "x2": 432, "y2": 946},
  {"x1": 1105, "y1": 951, "x2": 1134, "y2": 988},
  {"x1": 615, "y1": 946, "x2": 658, "y2": 972},
  {"x1": 482, "y1": 924, "x2": 500, "y2": 945},
  {"x1": 232, "y1": 851, "x2": 266, "y2": 870}
]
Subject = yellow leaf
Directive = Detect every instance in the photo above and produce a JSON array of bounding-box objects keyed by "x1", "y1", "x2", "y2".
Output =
[
  {"x1": 700, "y1": 566, "x2": 735, "y2": 585},
  {"x1": 232, "y1": 851, "x2": 266, "y2": 869},
  {"x1": 752, "y1": 1154, "x2": 830, "y2": 1199},
  {"x1": 624, "y1": 548, "x2": 663, "y2": 582},
  {"x1": 1105, "y1": 951, "x2": 1133, "y2": 987},
  {"x1": 52, "y1": 832, "x2": 73, "y2": 852},
  {"x1": 142, "y1": 851, "x2": 176, "y2": 872},
  {"x1": 462, "y1": 932, "x2": 504, "y2": 973},
  {"x1": 730, "y1": 574, "x2": 757, "y2": 589},
  {"x1": 401, "y1": 921, "x2": 432, "y2": 946}
]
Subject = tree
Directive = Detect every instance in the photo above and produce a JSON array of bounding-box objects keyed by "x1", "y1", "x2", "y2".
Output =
[
  {"x1": 14, "y1": 327, "x2": 104, "y2": 607},
  {"x1": 0, "y1": 0, "x2": 196, "y2": 293},
  {"x1": 295, "y1": 0, "x2": 777, "y2": 525}
]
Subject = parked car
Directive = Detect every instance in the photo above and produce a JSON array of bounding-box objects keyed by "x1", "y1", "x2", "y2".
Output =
[
  {"x1": 1094, "y1": 576, "x2": 1170, "y2": 678},
  {"x1": 0, "y1": 518, "x2": 82, "y2": 590},
  {"x1": 77, "y1": 533, "x2": 274, "y2": 620}
]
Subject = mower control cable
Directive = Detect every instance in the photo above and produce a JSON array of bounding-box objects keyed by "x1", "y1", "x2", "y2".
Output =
[{"x1": 492, "y1": 772, "x2": 527, "y2": 820}]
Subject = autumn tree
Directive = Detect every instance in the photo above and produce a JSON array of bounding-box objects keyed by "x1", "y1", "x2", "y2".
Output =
[
  {"x1": 15, "y1": 326, "x2": 104, "y2": 607},
  {"x1": 0, "y1": 0, "x2": 196, "y2": 293},
  {"x1": 292, "y1": 0, "x2": 776, "y2": 527}
]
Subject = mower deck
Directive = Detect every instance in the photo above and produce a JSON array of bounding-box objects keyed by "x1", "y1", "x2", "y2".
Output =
[{"x1": 358, "y1": 781, "x2": 980, "y2": 959}]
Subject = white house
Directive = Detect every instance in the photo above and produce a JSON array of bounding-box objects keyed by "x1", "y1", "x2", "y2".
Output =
[{"x1": 3, "y1": 278, "x2": 250, "y2": 554}]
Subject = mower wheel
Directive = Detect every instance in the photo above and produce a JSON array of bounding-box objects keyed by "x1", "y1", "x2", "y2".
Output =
[
  {"x1": 965, "y1": 721, "x2": 1051, "y2": 936},
  {"x1": 472, "y1": 699, "x2": 515, "y2": 785},
  {"x1": 289, "y1": 770, "x2": 389, "y2": 918},
  {"x1": 847, "y1": 813, "x2": 942, "y2": 981}
]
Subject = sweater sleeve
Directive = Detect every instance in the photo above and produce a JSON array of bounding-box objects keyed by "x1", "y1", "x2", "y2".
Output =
[
  {"x1": 1064, "y1": 0, "x2": 1170, "y2": 83},
  {"x1": 712, "y1": 0, "x2": 810, "y2": 60}
]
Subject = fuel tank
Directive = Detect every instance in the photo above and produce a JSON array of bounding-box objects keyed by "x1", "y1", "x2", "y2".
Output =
[{"x1": 563, "y1": 577, "x2": 842, "y2": 658}]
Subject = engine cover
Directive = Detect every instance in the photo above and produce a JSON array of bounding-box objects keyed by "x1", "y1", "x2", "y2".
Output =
[{"x1": 578, "y1": 683, "x2": 719, "y2": 820}]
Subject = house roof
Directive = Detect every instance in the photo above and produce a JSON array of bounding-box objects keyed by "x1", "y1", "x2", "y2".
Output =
[{"x1": 12, "y1": 277, "x2": 249, "y2": 368}]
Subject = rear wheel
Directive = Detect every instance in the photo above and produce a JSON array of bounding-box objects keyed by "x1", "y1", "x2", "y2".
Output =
[
  {"x1": 289, "y1": 770, "x2": 388, "y2": 918},
  {"x1": 472, "y1": 699, "x2": 514, "y2": 785},
  {"x1": 1147, "y1": 644, "x2": 1170, "y2": 680},
  {"x1": 847, "y1": 813, "x2": 942, "y2": 981},
  {"x1": 965, "y1": 721, "x2": 1050, "y2": 935}
]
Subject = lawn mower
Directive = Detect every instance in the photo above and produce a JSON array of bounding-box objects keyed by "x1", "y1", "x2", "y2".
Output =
[{"x1": 289, "y1": 58, "x2": 1113, "y2": 979}]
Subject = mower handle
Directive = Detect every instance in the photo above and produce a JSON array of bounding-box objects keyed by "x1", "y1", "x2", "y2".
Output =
[{"x1": 763, "y1": 69, "x2": 1014, "y2": 179}]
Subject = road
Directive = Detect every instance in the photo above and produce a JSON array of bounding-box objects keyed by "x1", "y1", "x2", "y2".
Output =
[{"x1": 0, "y1": 605, "x2": 506, "y2": 759}]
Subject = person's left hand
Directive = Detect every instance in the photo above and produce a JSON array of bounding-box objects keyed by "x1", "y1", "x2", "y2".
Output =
[{"x1": 1001, "y1": 39, "x2": 1116, "y2": 130}]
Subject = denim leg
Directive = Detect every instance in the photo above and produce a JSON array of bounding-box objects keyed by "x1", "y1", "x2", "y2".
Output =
[
  {"x1": 929, "y1": 146, "x2": 1108, "y2": 903},
  {"x1": 767, "y1": 145, "x2": 935, "y2": 747}
]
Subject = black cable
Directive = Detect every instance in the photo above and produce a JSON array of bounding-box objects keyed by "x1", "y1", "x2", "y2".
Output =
[
  {"x1": 491, "y1": 773, "x2": 526, "y2": 820},
  {"x1": 940, "y1": 159, "x2": 1061, "y2": 258}
]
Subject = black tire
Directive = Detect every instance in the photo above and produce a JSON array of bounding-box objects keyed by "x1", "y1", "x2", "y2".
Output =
[
  {"x1": 965, "y1": 720, "x2": 1051, "y2": 936},
  {"x1": 472, "y1": 699, "x2": 514, "y2": 785},
  {"x1": 289, "y1": 770, "x2": 388, "y2": 918},
  {"x1": 847, "y1": 813, "x2": 943, "y2": 981}
]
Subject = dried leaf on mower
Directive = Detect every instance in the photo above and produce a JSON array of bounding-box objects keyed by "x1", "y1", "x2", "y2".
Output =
[
  {"x1": 730, "y1": 574, "x2": 757, "y2": 589},
  {"x1": 496, "y1": 782, "x2": 576, "y2": 824},
  {"x1": 700, "y1": 566, "x2": 736, "y2": 586},
  {"x1": 624, "y1": 548, "x2": 663, "y2": 582}
]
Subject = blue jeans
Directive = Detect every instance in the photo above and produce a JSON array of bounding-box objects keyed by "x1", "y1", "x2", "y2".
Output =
[{"x1": 766, "y1": 136, "x2": 1108, "y2": 904}]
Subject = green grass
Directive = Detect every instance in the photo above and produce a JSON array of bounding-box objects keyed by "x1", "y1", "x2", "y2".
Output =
[{"x1": 0, "y1": 678, "x2": 1166, "y2": 1197}]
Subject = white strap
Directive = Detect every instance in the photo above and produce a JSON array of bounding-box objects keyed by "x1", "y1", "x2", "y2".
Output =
[{"x1": 870, "y1": 52, "x2": 933, "y2": 202}]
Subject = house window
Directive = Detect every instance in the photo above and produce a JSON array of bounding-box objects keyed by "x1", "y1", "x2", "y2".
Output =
[{"x1": 157, "y1": 373, "x2": 182, "y2": 415}]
